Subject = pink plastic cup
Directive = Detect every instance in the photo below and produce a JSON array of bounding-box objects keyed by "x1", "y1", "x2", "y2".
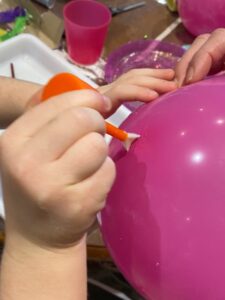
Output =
[{"x1": 63, "y1": 0, "x2": 111, "y2": 65}]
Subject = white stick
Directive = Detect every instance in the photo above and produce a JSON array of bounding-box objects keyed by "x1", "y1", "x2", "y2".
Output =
[
  {"x1": 155, "y1": 17, "x2": 182, "y2": 41},
  {"x1": 88, "y1": 278, "x2": 133, "y2": 300}
]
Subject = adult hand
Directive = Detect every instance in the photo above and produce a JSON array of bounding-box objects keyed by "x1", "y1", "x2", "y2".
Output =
[{"x1": 176, "y1": 28, "x2": 225, "y2": 86}]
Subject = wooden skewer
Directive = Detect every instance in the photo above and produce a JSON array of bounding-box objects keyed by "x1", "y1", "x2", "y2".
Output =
[
  {"x1": 42, "y1": 73, "x2": 140, "y2": 150},
  {"x1": 10, "y1": 62, "x2": 15, "y2": 78}
]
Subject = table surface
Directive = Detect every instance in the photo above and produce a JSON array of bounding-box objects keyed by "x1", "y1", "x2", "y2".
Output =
[{"x1": 99, "y1": 0, "x2": 194, "y2": 56}]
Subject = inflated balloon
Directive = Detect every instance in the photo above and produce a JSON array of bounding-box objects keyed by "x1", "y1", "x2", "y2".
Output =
[
  {"x1": 100, "y1": 75, "x2": 225, "y2": 300},
  {"x1": 178, "y1": 0, "x2": 225, "y2": 36}
]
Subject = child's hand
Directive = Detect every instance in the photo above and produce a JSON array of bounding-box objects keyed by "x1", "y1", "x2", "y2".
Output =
[
  {"x1": 98, "y1": 68, "x2": 177, "y2": 114},
  {"x1": 0, "y1": 90, "x2": 115, "y2": 249}
]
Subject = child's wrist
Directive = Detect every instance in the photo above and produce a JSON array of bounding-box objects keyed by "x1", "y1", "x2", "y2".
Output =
[
  {"x1": 4, "y1": 230, "x2": 87, "y2": 258},
  {"x1": 1, "y1": 233, "x2": 87, "y2": 299}
]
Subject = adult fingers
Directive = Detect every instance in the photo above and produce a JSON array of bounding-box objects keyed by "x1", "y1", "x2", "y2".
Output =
[
  {"x1": 184, "y1": 28, "x2": 225, "y2": 84},
  {"x1": 175, "y1": 33, "x2": 210, "y2": 86}
]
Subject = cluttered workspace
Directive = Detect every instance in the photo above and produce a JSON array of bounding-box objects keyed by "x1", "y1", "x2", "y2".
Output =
[{"x1": 1, "y1": 0, "x2": 225, "y2": 299}]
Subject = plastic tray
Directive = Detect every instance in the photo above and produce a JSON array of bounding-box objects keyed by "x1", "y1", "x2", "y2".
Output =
[{"x1": 0, "y1": 33, "x2": 97, "y2": 85}]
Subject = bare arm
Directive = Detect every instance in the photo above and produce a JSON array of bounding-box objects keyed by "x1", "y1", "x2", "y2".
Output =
[
  {"x1": 0, "y1": 77, "x2": 41, "y2": 128},
  {"x1": 1, "y1": 236, "x2": 87, "y2": 300}
]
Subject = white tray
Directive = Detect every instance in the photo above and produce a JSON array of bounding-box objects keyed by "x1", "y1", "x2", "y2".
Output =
[{"x1": 0, "y1": 33, "x2": 98, "y2": 86}]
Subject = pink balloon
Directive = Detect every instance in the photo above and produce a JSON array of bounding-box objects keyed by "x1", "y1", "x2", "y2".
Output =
[
  {"x1": 178, "y1": 0, "x2": 225, "y2": 36},
  {"x1": 100, "y1": 75, "x2": 225, "y2": 300}
]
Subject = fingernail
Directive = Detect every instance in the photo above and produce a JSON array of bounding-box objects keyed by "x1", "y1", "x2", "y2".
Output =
[
  {"x1": 102, "y1": 95, "x2": 112, "y2": 111},
  {"x1": 149, "y1": 91, "x2": 159, "y2": 99},
  {"x1": 177, "y1": 79, "x2": 183, "y2": 88},
  {"x1": 185, "y1": 67, "x2": 194, "y2": 84},
  {"x1": 173, "y1": 78, "x2": 179, "y2": 88},
  {"x1": 175, "y1": 76, "x2": 184, "y2": 88}
]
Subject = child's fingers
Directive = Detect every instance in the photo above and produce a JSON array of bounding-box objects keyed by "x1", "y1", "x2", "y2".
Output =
[
  {"x1": 103, "y1": 84, "x2": 159, "y2": 107},
  {"x1": 67, "y1": 157, "x2": 116, "y2": 216},
  {"x1": 120, "y1": 76, "x2": 177, "y2": 92},
  {"x1": 24, "y1": 107, "x2": 105, "y2": 162},
  {"x1": 53, "y1": 132, "x2": 108, "y2": 183},
  {"x1": 103, "y1": 79, "x2": 177, "y2": 109},
  {"x1": 45, "y1": 157, "x2": 115, "y2": 233},
  {"x1": 7, "y1": 90, "x2": 110, "y2": 141},
  {"x1": 119, "y1": 68, "x2": 175, "y2": 81}
]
